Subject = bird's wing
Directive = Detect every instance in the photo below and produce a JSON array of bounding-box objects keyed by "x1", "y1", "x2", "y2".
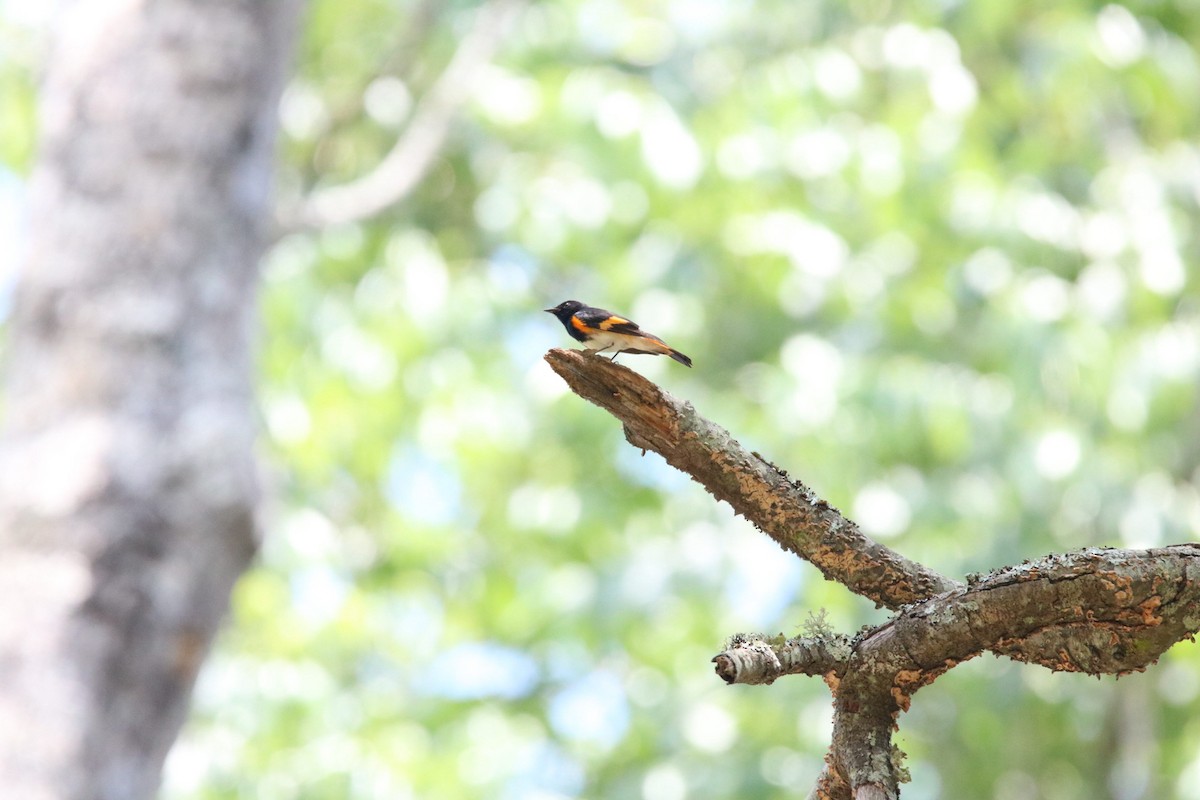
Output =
[
  {"x1": 577, "y1": 308, "x2": 646, "y2": 337},
  {"x1": 574, "y1": 306, "x2": 666, "y2": 341},
  {"x1": 573, "y1": 306, "x2": 621, "y2": 326},
  {"x1": 598, "y1": 316, "x2": 647, "y2": 336}
]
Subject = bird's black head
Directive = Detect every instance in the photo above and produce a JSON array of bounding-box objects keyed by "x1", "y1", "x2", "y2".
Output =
[{"x1": 544, "y1": 300, "x2": 584, "y2": 322}]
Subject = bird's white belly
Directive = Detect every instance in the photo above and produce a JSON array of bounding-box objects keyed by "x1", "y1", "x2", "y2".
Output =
[{"x1": 582, "y1": 331, "x2": 630, "y2": 351}]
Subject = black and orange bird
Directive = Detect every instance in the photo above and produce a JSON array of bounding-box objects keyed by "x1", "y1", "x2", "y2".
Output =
[{"x1": 545, "y1": 300, "x2": 692, "y2": 367}]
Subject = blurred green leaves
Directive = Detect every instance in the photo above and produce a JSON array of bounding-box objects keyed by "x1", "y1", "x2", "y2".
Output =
[{"x1": 209, "y1": 0, "x2": 1200, "y2": 796}]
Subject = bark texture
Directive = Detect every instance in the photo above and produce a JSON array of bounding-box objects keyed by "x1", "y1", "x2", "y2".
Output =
[
  {"x1": 547, "y1": 348, "x2": 1200, "y2": 800},
  {"x1": 0, "y1": 2, "x2": 300, "y2": 798}
]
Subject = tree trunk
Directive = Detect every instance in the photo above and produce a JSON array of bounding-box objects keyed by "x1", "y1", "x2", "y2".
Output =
[{"x1": 0, "y1": 1, "x2": 301, "y2": 798}]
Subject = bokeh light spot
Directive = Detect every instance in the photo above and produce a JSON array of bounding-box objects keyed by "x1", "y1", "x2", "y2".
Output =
[{"x1": 1034, "y1": 430, "x2": 1082, "y2": 480}]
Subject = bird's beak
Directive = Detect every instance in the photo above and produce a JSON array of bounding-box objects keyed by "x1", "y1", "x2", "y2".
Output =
[{"x1": 543, "y1": 307, "x2": 556, "y2": 313}]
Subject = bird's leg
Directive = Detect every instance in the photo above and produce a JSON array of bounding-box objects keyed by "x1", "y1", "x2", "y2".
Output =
[{"x1": 609, "y1": 350, "x2": 622, "y2": 362}]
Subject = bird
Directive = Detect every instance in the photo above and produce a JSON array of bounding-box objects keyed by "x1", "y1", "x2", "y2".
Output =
[{"x1": 544, "y1": 300, "x2": 692, "y2": 367}]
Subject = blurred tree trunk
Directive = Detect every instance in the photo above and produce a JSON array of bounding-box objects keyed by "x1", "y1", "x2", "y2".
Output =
[{"x1": 0, "y1": 1, "x2": 301, "y2": 798}]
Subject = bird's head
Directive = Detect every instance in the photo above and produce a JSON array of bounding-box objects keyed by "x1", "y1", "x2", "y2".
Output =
[{"x1": 544, "y1": 300, "x2": 584, "y2": 322}]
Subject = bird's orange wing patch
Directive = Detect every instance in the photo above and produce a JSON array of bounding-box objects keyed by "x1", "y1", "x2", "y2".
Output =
[{"x1": 598, "y1": 316, "x2": 642, "y2": 335}]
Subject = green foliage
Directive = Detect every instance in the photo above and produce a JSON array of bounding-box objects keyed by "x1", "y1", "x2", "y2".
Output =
[{"x1": 7, "y1": 0, "x2": 1199, "y2": 797}]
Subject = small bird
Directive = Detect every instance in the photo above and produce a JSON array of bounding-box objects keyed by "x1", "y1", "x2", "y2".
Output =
[{"x1": 545, "y1": 300, "x2": 692, "y2": 367}]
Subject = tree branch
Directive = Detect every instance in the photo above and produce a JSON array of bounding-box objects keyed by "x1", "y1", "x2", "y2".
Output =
[
  {"x1": 547, "y1": 349, "x2": 1200, "y2": 798},
  {"x1": 715, "y1": 546, "x2": 1200, "y2": 798},
  {"x1": 713, "y1": 631, "x2": 853, "y2": 686},
  {"x1": 544, "y1": 349, "x2": 958, "y2": 609},
  {"x1": 281, "y1": 0, "x2": 526, "y2": 231},
  {"x1": 718, "y1": 546, "x2": 1200, "y2": 684}
]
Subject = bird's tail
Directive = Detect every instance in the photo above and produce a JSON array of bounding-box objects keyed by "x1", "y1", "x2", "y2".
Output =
[
  {"x1": 623, "y1": 331, "x2": 693, "y2": 367},
  {"x1": 667, "y1": 348, "x2": 693, "y2": 368}
]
